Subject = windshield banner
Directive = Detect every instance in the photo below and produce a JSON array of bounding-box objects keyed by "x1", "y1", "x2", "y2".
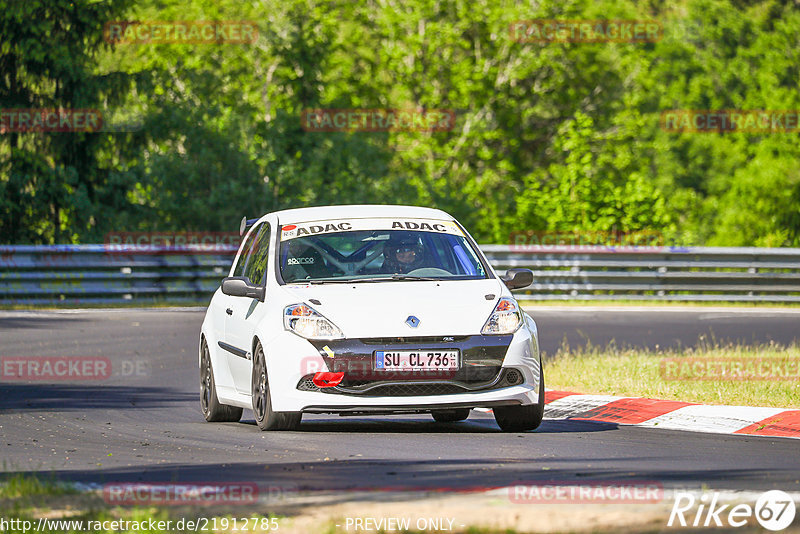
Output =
[{"x1": 279, "y1": 218, "x2": 464, "y2": 241}]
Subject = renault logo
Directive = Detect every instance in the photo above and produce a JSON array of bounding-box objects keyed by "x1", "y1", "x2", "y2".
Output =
[{"x1": 405, "y1": 315, "x2": 420, "y2": 328}]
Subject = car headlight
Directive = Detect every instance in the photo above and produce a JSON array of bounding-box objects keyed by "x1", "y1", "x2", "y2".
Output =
[
  {"x1": 284, "y1": 303, "x2": 344, "y2": 340},
  {"x1": 481, "y1": 297, "x2": 523, "y2": 335}
]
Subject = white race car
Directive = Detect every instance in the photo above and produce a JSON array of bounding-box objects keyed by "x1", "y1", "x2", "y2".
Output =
[{"x1": 199, "y1": 205, "x2": 543, "y2": 431}]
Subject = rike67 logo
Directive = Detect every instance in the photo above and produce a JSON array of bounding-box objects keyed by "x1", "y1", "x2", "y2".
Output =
[{"x1": 669, "y1": 490, "x2": 796, "y2": 531}]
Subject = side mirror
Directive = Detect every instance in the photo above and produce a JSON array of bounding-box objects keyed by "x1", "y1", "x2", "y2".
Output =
[
  {"x1": 221, "y1": 276, "x2": 265, "y2": 301},
  {"x1": 501, "y1": 268, "x2": 533, "y2": 290}
]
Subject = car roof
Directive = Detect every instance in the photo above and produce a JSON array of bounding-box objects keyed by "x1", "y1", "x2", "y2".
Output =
[{"x1": 270, "y1": 204, "x2": 455, "y2": 224}]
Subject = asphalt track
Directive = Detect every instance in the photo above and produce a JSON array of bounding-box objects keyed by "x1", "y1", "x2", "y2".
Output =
[{"x1": 0, "y1": 307, "x2": 798, "y2": 493}]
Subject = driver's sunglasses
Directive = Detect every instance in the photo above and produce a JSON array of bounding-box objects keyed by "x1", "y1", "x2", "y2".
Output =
[{"x1": 393, "y1": 246, "x2": 419, "y2": 255}]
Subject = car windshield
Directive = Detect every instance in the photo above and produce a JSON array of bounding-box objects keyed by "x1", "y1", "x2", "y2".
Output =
[{"x1": 278, "y1": 219, "x2": 488, "y2": 284}]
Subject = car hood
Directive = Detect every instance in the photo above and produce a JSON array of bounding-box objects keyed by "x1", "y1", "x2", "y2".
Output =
[{"x1": 282, "y1": 279, "x2": 506, "y2": 338}]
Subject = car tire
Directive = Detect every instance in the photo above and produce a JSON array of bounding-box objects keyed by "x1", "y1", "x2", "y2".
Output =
[
  {"x1": 431, "y1": 408, "x2": 471, "y2": 423},
  {"x1": 252, "y1": 343, "x2": 301, "y2": 431},
  {"x1": 200, "y1": 339, "x2": 243, "y2": 423},
  {"x1": 493, "y1": 366, "x2": 545, "y2": 432}
]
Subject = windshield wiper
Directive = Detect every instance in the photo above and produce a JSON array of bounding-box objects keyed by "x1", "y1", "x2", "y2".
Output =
[
  {"x1": 300, "y1": 274, "x2": 440, "y2": 284},
  {"x1": 303, "y1": 277, "x2": 360, "y2": 284},
  {"x1": 389, "y1": 274, "x2": 440, "y2": 281}
]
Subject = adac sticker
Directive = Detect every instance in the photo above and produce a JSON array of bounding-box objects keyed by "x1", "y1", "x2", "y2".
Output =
[
  {"x1": 295, "y1": 222, "x2": 353, "y2": 237},
  {"x1": 281, "y1": 221, "x2": 353, "y2": 240},
  {"x1": 390, "y1": 220, "x2": 457, "y2": 233}
]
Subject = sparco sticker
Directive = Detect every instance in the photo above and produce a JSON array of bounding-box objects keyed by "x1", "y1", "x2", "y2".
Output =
[{"x1": 280, "y1": 219, "x2": 463, "y2": 240}]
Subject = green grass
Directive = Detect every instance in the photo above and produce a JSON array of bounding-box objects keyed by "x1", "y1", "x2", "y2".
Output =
[
  {"x1": 544, "y1": 342, "x2": 800, "y2": 408},
  {"x1": 0, "y1": 474, "x2": 671, "y2": 533},
  {"x1": 1, "y1": 507, "x2": 175, "y2": 534},
  {"x1": 0, "y1": 473, "x2": 655, "y2": 534},
  {"x1": 0, "y1": 473, "x2": 77, "y2": 499},
  {"x1": 0, "y1": 473, "x2": 282, "y2": 534}
]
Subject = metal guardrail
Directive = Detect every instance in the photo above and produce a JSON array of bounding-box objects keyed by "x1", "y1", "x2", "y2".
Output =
[
  {"x1": 0, "y1": 245, "x2": 233, "y2": 305},
  {"x1": 1, "y1": 244, "x2": 800, "y2": 305},
  {"x1": 483, "y1": 245, "x2": 800, "y2": 302}
]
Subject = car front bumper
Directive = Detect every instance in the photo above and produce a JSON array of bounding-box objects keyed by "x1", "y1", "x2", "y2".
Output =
[{"x1": 264, "y1": 320, "x2": 541, "y2": 413}]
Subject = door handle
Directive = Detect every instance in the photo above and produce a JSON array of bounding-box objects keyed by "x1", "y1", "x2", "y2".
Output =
[{"x1": 226, "y1": 308, "x2": 233, "y2": 315}]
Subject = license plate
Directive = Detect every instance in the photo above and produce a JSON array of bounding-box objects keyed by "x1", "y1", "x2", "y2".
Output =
[{"x1": 374, "y1": 350, "x2": 461, "y2": 371}]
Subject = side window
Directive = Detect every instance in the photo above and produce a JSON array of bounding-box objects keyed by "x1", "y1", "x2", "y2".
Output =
[
  {"x1": 243, "y1": 223, "x2": 271, "y2": 285},
  {"x1": 232, "y1": 224, "x2": 261, "y2": 277}
]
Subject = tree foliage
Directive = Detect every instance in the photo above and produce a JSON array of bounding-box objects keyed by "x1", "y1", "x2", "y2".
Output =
[{"x1": 1, "y1": 0, "x2": 798, "y2": 245}]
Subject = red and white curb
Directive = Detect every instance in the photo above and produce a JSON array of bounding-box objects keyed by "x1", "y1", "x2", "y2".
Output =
[{"x1": 541, "y1": 391, "x2": 800, "y2": 439}]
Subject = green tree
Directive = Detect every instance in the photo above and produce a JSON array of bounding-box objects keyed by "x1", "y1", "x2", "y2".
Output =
[{"x1": 0, "y1": 0, "x2": 137, "y2": 243}]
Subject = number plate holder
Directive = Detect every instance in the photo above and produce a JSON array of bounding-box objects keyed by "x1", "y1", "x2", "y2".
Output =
[{"x1": 373, "y1": 350, "x2": 461, "y2": 372}]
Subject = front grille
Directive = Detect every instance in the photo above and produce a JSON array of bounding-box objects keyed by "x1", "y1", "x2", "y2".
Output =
[
  {"x1": 300, "y1": 334, "x2": 515, "y2": 396},
  {"x1": 297, "y1": 376, "x2": 318, "y2": 391},
  {"x1": 308, "y1": 335, "x2": 512, "y2": 385},
  {"x1": 295, "y1": 368, "x2": 524, "y2": 397}
]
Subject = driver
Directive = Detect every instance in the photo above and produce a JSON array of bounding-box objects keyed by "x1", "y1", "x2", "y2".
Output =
[{"x1": 381, "y1": 233, "x2": 426, "y2": 274}]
